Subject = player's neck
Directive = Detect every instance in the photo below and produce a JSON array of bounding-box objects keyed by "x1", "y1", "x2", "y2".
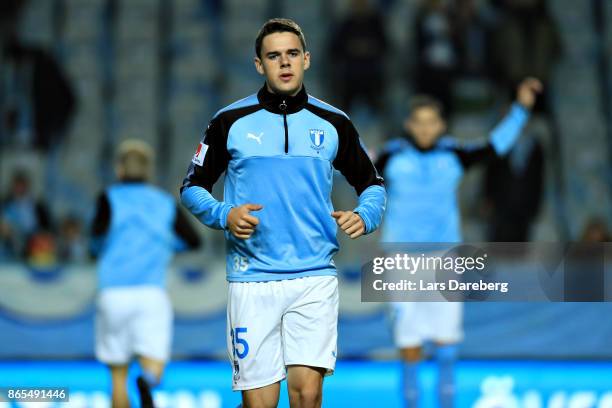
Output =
[
  {"x1": 265, "y1": 82, "x2": 303, "y2": 97},
  {"x1": 406, "y1": 132, "x2": 438, "y2": 153},
  {"x1": 258, "y1": 83, "x2": 307, "y2": 114}
]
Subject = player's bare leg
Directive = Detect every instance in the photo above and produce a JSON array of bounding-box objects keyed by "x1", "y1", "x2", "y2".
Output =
[
  {"x1": 241, "y1": 381, "x2": 280, "y2": 408},
  {"x1": 434, "y1": 341, "x2": 458, "y2": 408},
  {"x1": 400, "y1": 346, "x2": 422, "y2": 361},
  {"x1": 400, "y1": 346, "x2": 422, "y2": 408},
  {"x1": 136, "y1": 356, "x2": 165, "y2": 408},
  {"x1": 286, "y1": 365, "x2": 325, "y2": 408},
  {"x1": 109, "y1": 364, "x2": 130, "y2": 408}
]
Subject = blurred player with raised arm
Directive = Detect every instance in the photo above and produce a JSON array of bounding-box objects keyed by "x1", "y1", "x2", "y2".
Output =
[
  {"x1": 375, "y1": 78, "x2": 542, "y2": 408},
  {"x1": 181, "y1": 18, "x2": 386, "y2": 408},
  {"x1": 91, "y1": 140, "x2": 201, "y2": 408}
]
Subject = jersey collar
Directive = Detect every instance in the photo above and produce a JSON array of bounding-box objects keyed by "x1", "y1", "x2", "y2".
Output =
[
  {"x1": 405, "y1": 132, "x2": 439, "y2": 153},
  {"x1": 257, "y1": 83, "x2": 308, "y2": 114}
]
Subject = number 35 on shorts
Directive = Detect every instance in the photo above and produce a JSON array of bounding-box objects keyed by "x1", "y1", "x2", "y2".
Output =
[
  {"x1": 230, "y1": 327, "x2": 249, "y2": 359},
  {"x1": 232, "y1": 255, "x2": 249, "y2": 272}
]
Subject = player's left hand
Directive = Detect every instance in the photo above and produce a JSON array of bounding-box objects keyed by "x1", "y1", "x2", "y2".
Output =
[
  {"x1": 332, "y1": 210, "x2": 365, "y2": 239},
  {"x1": 516, "y1": 77, "x2": 543, "y2": 110}
]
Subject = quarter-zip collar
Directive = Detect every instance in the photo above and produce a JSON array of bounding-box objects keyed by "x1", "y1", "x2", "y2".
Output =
[{"x1": 257, "y1": 83, "x2": 308, "y2": 114}]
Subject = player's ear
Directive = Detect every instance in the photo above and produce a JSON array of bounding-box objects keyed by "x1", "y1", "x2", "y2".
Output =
[
  {"x1": 254, "y1": 56, "x2": 264, "y2": 75},
  {"x1": 303, "y1": 51, "x2": 310, "y2": 71}
]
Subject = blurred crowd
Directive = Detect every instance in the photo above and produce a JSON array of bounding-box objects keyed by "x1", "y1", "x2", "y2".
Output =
[
  {"x1": 327, "y1": 0, "x2": 560, "y2": 116},
  {"x1": 0, "y1": 0, "x2": 81, "y2": 263},
  {"x1": 0, "y1": 0, "x2": 610, "y2": 265},
  {"x1": 0, "y1": 170, "x2": 88, "y2": 264}
]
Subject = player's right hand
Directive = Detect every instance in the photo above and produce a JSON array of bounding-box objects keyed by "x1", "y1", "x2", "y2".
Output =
[
  {"x1": 516, "y1": 77, "x2": 543, "y2": 110},
  {"x1": 226, "y1": 203, "x2": 262, "y2": 239}
]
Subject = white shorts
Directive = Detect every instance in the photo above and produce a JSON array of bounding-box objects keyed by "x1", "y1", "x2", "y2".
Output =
[
  {"x1": 95, "y1": 286, "x2": 173, "y2": 365},
  {"x1": 390, "y1": 302, "x2": 464, "y2": 348},
  {"x1": 227, "y1": 275, "x2": 338, "y2": 391}
]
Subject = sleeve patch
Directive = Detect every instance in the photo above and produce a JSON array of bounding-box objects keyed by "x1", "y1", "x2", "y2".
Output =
[{"x1": 192, "y1": 142, "x2": 208, "y2": 166}]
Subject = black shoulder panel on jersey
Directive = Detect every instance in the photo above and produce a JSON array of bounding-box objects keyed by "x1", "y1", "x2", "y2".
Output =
[
  {"x1": 91, "y1": 192, "x2": 111, "y2": 237},
  {"x1": 451, "y1": 142, "x2": 497, "y2": 169},
  {"x1": 181, "y1": 104, "x2": 262, "y2": 194},
  {"x1": 305, "y1": 103, "x2": 384, "y2": 196},
  {"x1": 374, "y1": 150, "x2": 394, "y2": 177}
]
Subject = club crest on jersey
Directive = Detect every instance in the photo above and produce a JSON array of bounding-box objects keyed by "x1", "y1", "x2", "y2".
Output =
[{"x1": 309, "y1": 129, "x2": 325, "y2": 152}]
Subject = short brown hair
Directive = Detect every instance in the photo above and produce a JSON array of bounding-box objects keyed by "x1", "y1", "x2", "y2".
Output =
[
  {"x1": 116, "y1": 139, "x2": 154, "y2": 181},
  {"x1": 409, "y1": 95, "x2": 445, "y2": 118},
  {"x1": 255, "y1": 18, "x2": 306, "y2": 58}
]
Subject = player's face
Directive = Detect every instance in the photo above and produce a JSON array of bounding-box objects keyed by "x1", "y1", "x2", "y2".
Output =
[
  {"x1": 255, "y1": 32, "x2": 310, "y2": 96},
  {"x1": 405, "y1": 107, "x2": 446, "y2": 149}
]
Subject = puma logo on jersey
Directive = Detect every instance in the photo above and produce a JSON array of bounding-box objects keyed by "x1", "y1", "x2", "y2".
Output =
[{"x1": 247, "y1": 132, "x2": 263, "y2": 144}]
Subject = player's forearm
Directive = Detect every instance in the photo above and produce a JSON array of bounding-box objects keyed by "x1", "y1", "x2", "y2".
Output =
[
  {"x1": 354, "y1": 184, "x2": 386, "y2": 234},
  {"x1": 490, "y1": 103, "x2": 529, "y2": 156},
  {"x1": 181, "y1": 186, "x2": 234, "y2": 230}
]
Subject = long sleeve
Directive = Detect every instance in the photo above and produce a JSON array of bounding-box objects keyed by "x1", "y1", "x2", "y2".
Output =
[
  {"x1": 181, "y1": 186, "x2": 234, "y2": 230},
  {"x1": 490, "y1": 103, "x2": 529, "y2": 155},
  {"x1": 454, "y1": 103, "x2": 529, "y2": 169},
  {"x1": 180, "y1": 116, "x2": 234, "y2": 230},
  {"x1": 333, "y1": 118, "x2": 386, "y2": 234},
  {"x1": 354, "y1": 184, "x2": 386, "y2": 234},
  {"x1": 333, "y1": 118, "x2": 385, "y2": 195}
]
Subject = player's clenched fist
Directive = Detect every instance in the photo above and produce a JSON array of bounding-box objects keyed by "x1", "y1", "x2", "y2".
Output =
[
  {"x1": 332, "y1": 210, "x2": 365, "y2": 239},
  {"x1": 516, "y1": 77, "x2": 543, "y2": 110},
  {"x1": 227, "y1": 203, "x2": 262, "y2": 239}
]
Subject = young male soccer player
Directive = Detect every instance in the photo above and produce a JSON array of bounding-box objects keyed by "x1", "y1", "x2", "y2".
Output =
[
  {"x1": 92, "y1": 140, "x2": 201, "y2": 408},
  {"x1": 375, "y1": 78, "x2": 542, "y2": 408},
  {"x1": 181, "y1": 18, "x2": 386, "y2": 408}
]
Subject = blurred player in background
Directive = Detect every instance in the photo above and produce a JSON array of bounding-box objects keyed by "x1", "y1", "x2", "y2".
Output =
[
  {"x1": 375, "y1": 78, "x2": 542, "y2": 408},
  {"x1": 91, "y1": 140, "x2": 201, "y2": 408},
  {"x1": 181, "y1": 18, "x2": 385, "y2": 408}
]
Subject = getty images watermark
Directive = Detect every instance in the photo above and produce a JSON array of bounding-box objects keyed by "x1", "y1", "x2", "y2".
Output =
[
  {"x1": 361, "y1": 243, "x2": 612, "y2": 302},
  {"x1": 370, "y1": 252, "x2": 508, "y2": 294}
]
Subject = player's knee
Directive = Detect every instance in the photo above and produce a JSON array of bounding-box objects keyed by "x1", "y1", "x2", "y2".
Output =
[
  {"x1": 400, "y1": 347, "x2": 422, "y2": 362},
  {"x1": 291, "y1": 383, "x2": 322, "y2": 408},
  {"x1": 140, "y1": 368, "x2": 162, "y2": 388},
  {"x1": 138, "y1": 357, "x2": 165, "y2": 386}
]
